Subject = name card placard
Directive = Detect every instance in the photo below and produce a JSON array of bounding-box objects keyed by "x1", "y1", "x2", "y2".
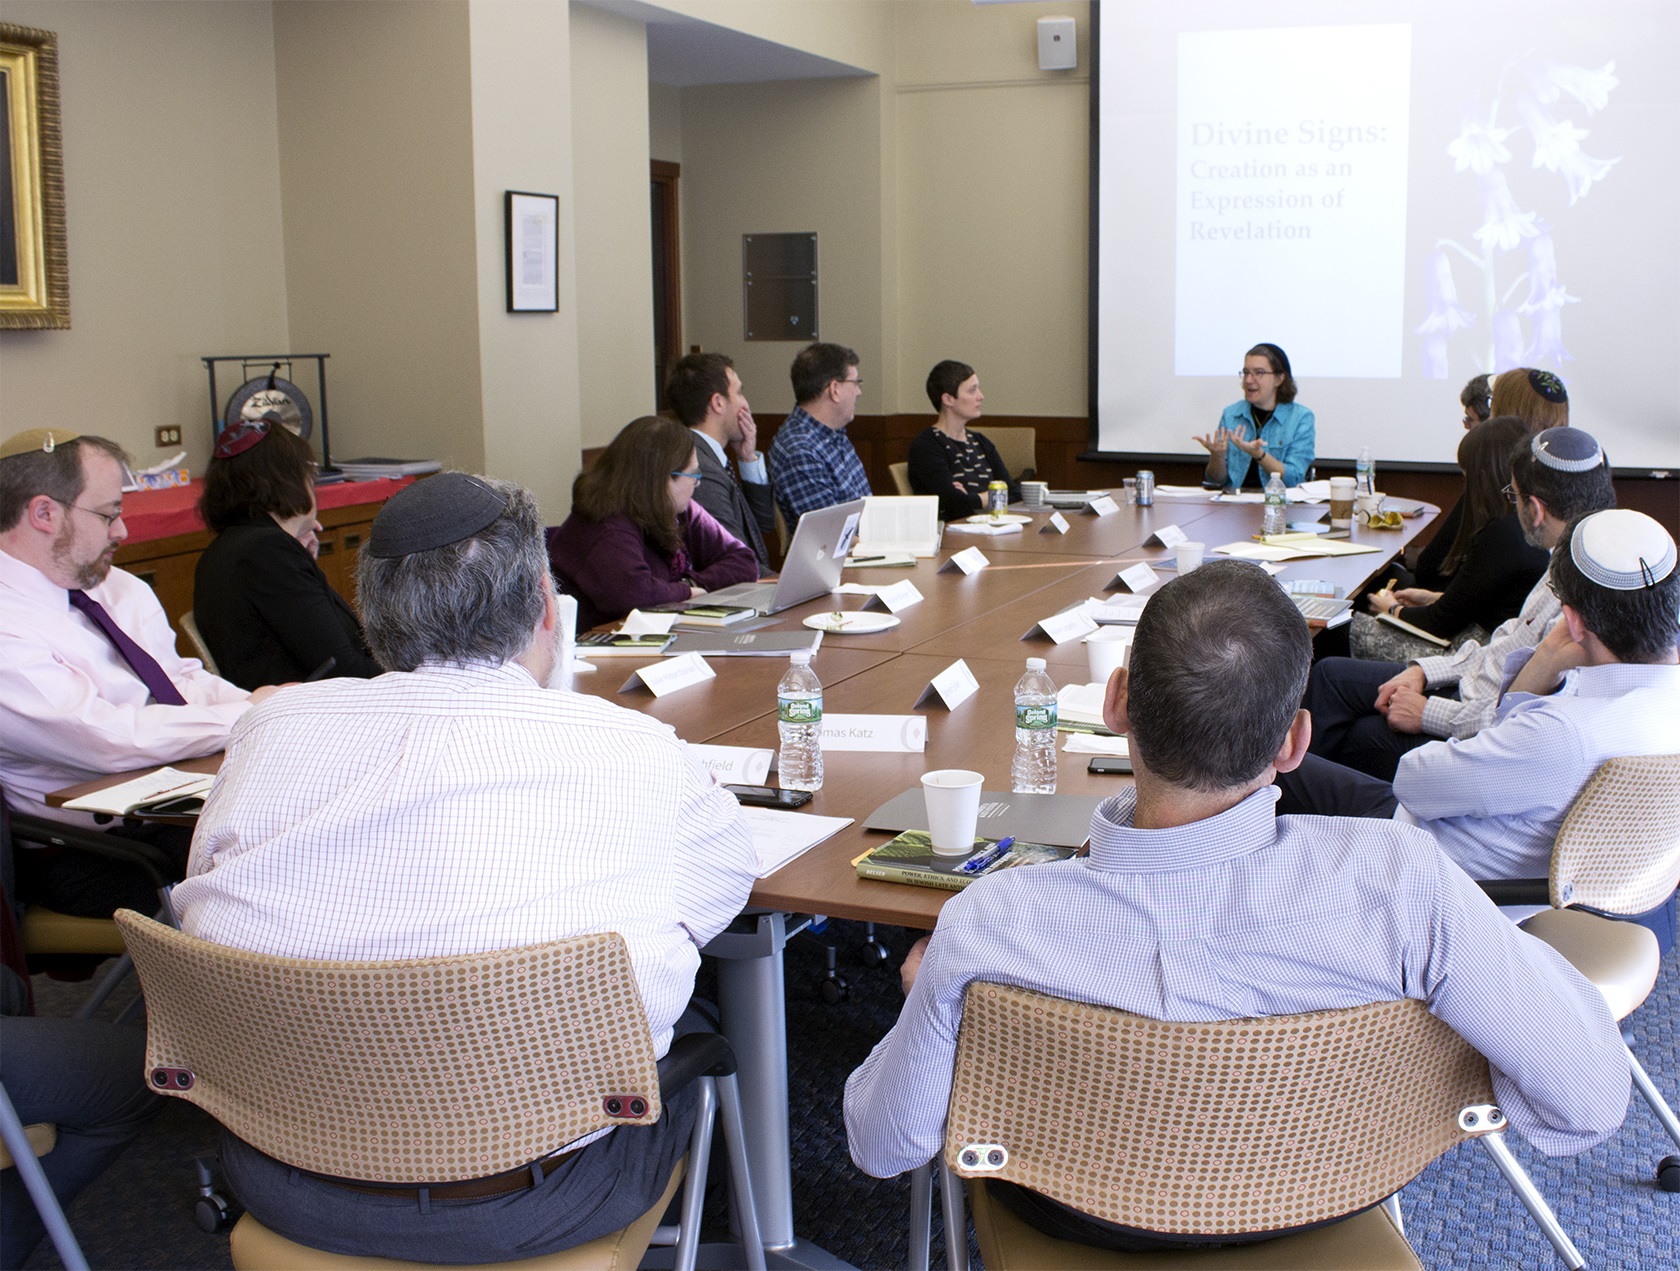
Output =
[
  {"x1": 915, "y1": 659, "x2": 980, "y2": 710},
  {"x1": 1025, "y1": 610, "x2": 1101, "y2": 645},
  {"x1": 1148, "y1": 524, "x2": 1188, "y2": 549},
  {"x1": 1083, "y1": 495, "x2": 1120, "y2": 517},
  {"x1": 687, "y1": 744, "x2": 774, "y2": 785},
  {"x1": 1038, "y1": 511, "x2": 1071, "y2": 535},
  {"x1": 818, "y1": 714, "x2": 928, "y2": 753},
  {"x1": 620, "y1": 608, "x2": 679, "y2": 636},
  {"x1": 866, "y1": 579, "x2": 925, "y2": 613},
  {"x1": 620, "y1": 651, "x2": 715, "y2": 697},
  {"x1": 939, "y1": 546, "x2": 990, "y2": 575},
  {"x1": 1115, "y1": 562, "x2": 1163, "y2": 594}
]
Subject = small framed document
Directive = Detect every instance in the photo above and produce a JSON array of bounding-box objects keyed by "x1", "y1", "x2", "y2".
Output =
[{"x1": 505, "y1": 191, "x2": 559, "y2": 312}]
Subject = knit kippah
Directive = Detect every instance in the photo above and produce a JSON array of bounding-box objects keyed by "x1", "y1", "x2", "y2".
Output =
[
  {"x1": 1569, "y1": 510, "x2": 1677, "y2": 591},
  {"x1": 0, "y1": 428, "x2": 81, "y2": 459},
  {"x1": 1531, "y1": 427, "x2": 1602, "y2": 472},
  {"x1": 1526, "y1": 368, "x2": 1568, "y2": 403},
  {"x1": 367, "y1": 472, "x2": 509, "y2": 559}
]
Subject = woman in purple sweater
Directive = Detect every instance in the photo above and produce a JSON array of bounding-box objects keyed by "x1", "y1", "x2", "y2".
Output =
[{"x1": 548, "y1": 415, "x2": 760, "y2": 630}]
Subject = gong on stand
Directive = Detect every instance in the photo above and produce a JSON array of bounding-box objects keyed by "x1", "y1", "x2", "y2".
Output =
[{"x1": 201, "y1": 353, "x2": 339, "y2": 478}]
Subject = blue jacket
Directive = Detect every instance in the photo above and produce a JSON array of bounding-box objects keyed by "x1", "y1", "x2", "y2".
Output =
[{"x1": 1211, "y1": 399, "x2": 1316, "y2": 489}]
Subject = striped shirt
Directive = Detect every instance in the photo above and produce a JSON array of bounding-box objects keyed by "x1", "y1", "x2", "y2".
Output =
[
  {"x1": 1415, "y1": 567, "x2": 1560, "y2": 740},
  {"x1": 174, "y1": 661, "x2": 757, "y2": 1059},
  {"x1": 768, "y1": 407, "x2": 872, "y2": 526},
  {"x1": 844, "y1": 786, "x2": 1628, "y2": 1180}
]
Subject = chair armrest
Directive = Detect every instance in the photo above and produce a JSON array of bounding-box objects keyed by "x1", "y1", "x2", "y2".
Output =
[
  {"x1": 8, "y1": 813, "x2": 175, "y2": 892},
  {"x1": 1476, "y1": 878, "x2": 1549, "y2": 906},
  {"x1": 656, "y1": 1031, "x2": 738, "y2": 1099}
]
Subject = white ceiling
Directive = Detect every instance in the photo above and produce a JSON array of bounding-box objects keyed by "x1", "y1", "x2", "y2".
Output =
[{"x1": 577, "y1": 0, "x2": 874, "y2": 87}]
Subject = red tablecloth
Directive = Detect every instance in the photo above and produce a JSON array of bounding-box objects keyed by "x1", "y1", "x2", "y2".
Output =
[{"x1": 120, "y1": 477, "x2": 414, "y2": 544}]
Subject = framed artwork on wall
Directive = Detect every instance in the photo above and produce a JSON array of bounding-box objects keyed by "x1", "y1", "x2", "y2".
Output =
[
  {"x1": 0, "y1": 23, "x2": 69, "y2": 330},
  {"x1": 505, "y1": 190, "x2": 558, "y2": 313}
]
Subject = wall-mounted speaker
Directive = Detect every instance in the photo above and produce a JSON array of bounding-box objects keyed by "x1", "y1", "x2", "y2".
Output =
[{"x1": 1037, "y1": 17, "x2": 1077, "y2": 71}]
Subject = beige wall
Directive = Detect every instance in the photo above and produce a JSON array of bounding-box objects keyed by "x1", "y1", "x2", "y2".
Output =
[
  {"x1": 470, "y1": 1, "x2": 582, "y2": 518},
  {"x1": 890, "y1": 1, "x2": 1090, "y2": 416},
  {"x1": 680, "y1": 75, "x2": 886, "y2": 418},
  {"x1": 0, "y1": 1, "x2": 289, "y2": 466},
  {"x1": 570, "y1": 3, "x2": 657, "y2": 448},
  {"x1": 649, "y1": 81, "x2": 683, "y2": 164},
  {"x1": 272, "y1": 0, "x2": 486, "y2": 475}
]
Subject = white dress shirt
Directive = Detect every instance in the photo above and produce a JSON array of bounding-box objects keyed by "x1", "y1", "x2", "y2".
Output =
[
  {"x1": 693, "y1": 428, "x2": 769, "y2": 486},
  {"x1": 0, "y1": 549, "x2": 250, "y2": 821},
  {"x1": 845, "y1": 787, "x2": 1629, "y2": 1181},
  {"x1": 173, "y1": 660, "x2": 758, "y2": 1059},
  {"x1": 1414, "y1": 568, "x2": 1560, "y2": 740},
  {"x1": 1396, "y1": 653, "x2": 1680, "y2": 879}
]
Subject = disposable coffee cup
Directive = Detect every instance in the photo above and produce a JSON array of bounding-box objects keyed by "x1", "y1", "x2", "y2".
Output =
[
  {"x1": 1356, "y1": 491, "x2": 1386, "y2": 524},
  {"x1": 1085, "y1": 629, "x2": 1131, "y2": 686},
  {"x1": 921, "y1": 769, "x2": 985, "y2": 855},
  {"x1": 1329, "y1": 477, "x2": 1356, "y2": 528},
  {"x1": 1175, "y1": 540, "x2": 1205, "y2": 574}
]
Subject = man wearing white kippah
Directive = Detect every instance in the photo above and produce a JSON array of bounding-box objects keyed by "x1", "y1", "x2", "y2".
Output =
[
  {"x1": 1279, "y1": 509, "x2": 1680, "y2": 944},
  {"x1": 1304, "y1": 427, "x2": 1617, "y2": 780}
]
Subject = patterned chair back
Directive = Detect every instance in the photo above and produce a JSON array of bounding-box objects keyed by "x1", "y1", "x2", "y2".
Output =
[{"x1": 1549, "y1": 753, "x2": 1680, "y2": 915}]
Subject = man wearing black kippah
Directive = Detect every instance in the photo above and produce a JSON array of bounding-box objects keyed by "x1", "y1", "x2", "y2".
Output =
[
  {"x1": 172, "y1": 473, "x2": 758, "y2": 1262},
  {"x1": 1304, "y1": 427, "x2": 1615, "y2": 780}
]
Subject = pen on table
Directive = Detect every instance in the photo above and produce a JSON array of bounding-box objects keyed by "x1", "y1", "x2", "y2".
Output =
[
  {"x1": 304, "y1": 656, "x2": 338, "y2": 682},
  {"x1": 850, "y1": 555, "x2": 887, "y2": 564},
  {"x1": 959, "y1": 836, "x2": 1015, "y2": 875}
]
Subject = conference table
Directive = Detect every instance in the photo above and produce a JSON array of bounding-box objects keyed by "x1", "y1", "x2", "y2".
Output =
[{"x1": 50, "y1": 492, "x2": 1435, "y2": 1270}]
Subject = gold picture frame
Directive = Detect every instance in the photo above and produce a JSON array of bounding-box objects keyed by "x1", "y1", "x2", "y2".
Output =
[{"x1": 1, "y1": 23, "x2": 69, "y2": 329}]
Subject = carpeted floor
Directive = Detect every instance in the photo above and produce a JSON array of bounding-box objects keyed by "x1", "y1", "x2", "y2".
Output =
[{"x1": 20, "y1": 922, "x2": 1679, "y2": 1270}]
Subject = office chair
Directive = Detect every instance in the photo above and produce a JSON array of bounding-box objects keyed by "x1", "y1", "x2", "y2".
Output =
[
  {"x1": 115, "y1": 912, "x2": 766, "y2": 1271},
  {"x1": 969, "y1": 426, "x2": 1037, "y2": 481},
  {"x1": 890, "y1": 462, "x2": 913, "y2": 496},
  {"x1": 177, "y1": 610, "x2": 221, "y2": 676},
  {"x1": 0, "y1": 1080, "x2": 92, "y2": 1271},
  {"x1": 6, "y1": 800, "x2": 176, "y2": 1021},
  {"x1": 909, "y1": 986, "x2": 1584, "y2": 1270},
  {"x1": 1493, "y1": 753, "x2": 1680, "y2": 1192}
]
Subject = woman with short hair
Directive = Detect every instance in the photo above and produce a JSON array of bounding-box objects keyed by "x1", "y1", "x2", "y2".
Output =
[
  {"x1": 547, "y1": 415, "x2": 759, "y2": 631},
  {"x1": 193, "y1": 419, "x2": 380, "y2": 688},
  {"x1": 1193, "y1": 342, "x2": 1316, "y2": 490}
]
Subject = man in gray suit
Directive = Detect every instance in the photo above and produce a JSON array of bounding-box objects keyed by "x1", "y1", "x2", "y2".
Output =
[{"x1": 666, "y1": 353, "x2": 775, "y2": 571}]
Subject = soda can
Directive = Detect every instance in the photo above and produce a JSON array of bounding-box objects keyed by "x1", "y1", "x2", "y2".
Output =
[
  {"x1": 1135, "y1": 470, "x2": 1155, "y2": 506},
  {"x1": 987, "y1": 481, "x2": 1009, "y2": 515}
]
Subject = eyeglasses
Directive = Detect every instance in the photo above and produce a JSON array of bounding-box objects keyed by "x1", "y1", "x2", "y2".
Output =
[
  {"x1": 670, "y1": 469, "x2": 704, "y2": 483},
  {"x1": 53, "y1": 498, "x2": 124, "y2": 529},
  {"x1": 1238, "y1": 369, "x2": 1276, "y2": 381},
  {"x1": 841, "y1": 377, "x2": 863, "y2": 389},
  {"x1": 1501, "y1": 483, "x2": 1519, "y2": 504}
]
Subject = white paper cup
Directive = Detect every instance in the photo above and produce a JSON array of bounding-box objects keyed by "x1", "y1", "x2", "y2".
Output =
[
  {"x1": 1085, "y1": 629, "x2": 1131, "y2": 686},
  {"x1": 1174, "y1": 541, "x2": 1205, "y2": 574},
  {"x1": 921, "y1": 769, "x2": 985, "y2": 855},
  {"x1": 1329, "y1": 476, "x2": 1356, "y2": 528},
  {"x1": 1355, "y1": 491, "x2": 1386, "y2": 523}
]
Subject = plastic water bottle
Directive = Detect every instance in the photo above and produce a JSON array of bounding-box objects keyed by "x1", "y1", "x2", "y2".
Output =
[
  {"x1": 1355, "y1": 446, "x2": 1374, "y2": 496},
  {"x1": 1262, "y1": 470, "x2": 1288, "y2": 536},
  {"x1": 777, "y1": 650, "x2": 824, "y2": 791},
  {"x1": 1011, "y1": 657, "x2": 1058, "y2": 794}
]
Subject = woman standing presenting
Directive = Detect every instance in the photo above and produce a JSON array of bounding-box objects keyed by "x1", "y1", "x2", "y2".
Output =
[{"x1": 1193, "y1": 343, "x2": 1316, "y2": 490}]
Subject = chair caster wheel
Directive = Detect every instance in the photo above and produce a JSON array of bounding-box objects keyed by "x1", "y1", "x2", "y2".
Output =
[
  {"x1": 194, "y1": 1194, "x2": 232, "y2": 1233},
  {"x1": 1658, "y1": 1155, "x2": 1680, "y2": 1193},
  {"x1": 859, "y1": 941, "x2": 890, "y2": 966},
  {"x1": 820, "y1": 976, "x2": 849, "y2": 1005}
]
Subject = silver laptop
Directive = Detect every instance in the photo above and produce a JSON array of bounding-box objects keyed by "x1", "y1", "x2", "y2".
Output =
[{"x1": 689, "y1": 498, "x2": 864, "y2": 616}]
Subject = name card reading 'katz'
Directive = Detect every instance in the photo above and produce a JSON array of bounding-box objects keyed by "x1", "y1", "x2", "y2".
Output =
[
  {"x1": 915, "y1": 659, "x2": 980, "y2": 710},
  {"x1": 818, "y1": 714, "x2": 928, "y2": 753},
  {"x1": 1038, "y1": 511, "x2": 1071, "y2": 535},
  {"x1": 865, "y1": 579, "x2": 925, "y2": 613},
  {"x1": 620, "y1": 651, "x2": 714, "y2": 697},
  {"x1": 686, "y1": 743, "x2": 774, "y2": 785},
  {"x1": 938, "y1": 546, "x2": 990, "y2": 575}
]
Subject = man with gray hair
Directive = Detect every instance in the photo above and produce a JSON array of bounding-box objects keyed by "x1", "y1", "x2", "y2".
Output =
[{"x1": 173, "y1": 472, "x2": 757, "y2": 1262}]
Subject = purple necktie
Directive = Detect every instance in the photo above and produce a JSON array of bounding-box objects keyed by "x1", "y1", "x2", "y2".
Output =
[{"x1": 68, "y1": 590, "x2": 188, "y2": 706}]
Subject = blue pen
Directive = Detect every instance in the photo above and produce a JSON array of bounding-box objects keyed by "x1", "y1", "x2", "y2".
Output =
[{"x1": 959, "y1": 836, "x2": 1015, "y2": 875}]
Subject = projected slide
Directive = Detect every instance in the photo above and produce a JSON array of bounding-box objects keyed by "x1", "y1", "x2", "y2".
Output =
[
  {"x1": 1094, "y1": 3, "x2": 1680, "y2": 471},
  {"x1": 1176, "y1": 25, "x2": 1411, "y2": 377}
]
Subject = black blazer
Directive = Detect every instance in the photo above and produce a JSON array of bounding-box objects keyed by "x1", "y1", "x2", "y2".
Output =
[
  {"x1": 690, "y1": 436, "x2": 775, "y2": 570},
  {"x1": 193, "y1": 519, "x2": 382, "y2": 689}
]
